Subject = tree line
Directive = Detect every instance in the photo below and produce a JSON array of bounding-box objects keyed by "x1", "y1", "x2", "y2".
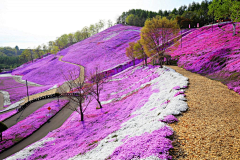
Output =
[
  {"x1": 117, "y1": 0, "x2": 212, "y2": 28},
  {"x1": 125, "y1": 0, "x2": 239, "y2": 67},
  {"x1": 0, "y1": 19, "x2": 114, "y2": 71}
]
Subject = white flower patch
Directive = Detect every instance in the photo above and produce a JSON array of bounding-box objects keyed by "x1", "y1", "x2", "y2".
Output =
[
  {"x1": 4, "y1": 137, "x2": 55, "y2": 160},
  {"x1": 0, "y1": 91, "x2": 11, "y2": 106},
  {"x1": 70, "y1": 66, "x2": 188, "y2": 160},
  {"x1": 48, "y1": 84, "x2": 58, "y2": 91},
  {"x1": 0, "y1": 74, "x2": 42, "y2": 86},
  {"x1": 0, "y1": 74, "x2": 12, "y2": 77},
  {"x1": 0, "y1": 100, "x2": 25, "y2": 113},
  {"x1": 103, "y1": 32, "x2": 119, "y2": 41},
  {"x1": 110, "y1": 70, "x2": 155, "y2": 96}
]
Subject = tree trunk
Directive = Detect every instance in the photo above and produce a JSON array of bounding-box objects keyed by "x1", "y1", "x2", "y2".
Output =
[
  {"x1": 79, "y1": 103, "x2": 84, "y2": 121},
  {"x1": 97, "y1": 99, "x2": 103, "y2": 109},
  {"x1": 233, "y1": 22, "x2": 236, "y2": 36}
]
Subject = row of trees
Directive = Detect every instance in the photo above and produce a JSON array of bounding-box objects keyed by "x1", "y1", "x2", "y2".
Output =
[
  {"x1": 0, "y1": 46, "x2": 25, "y2": 70},
  {"x1": 11, "y1": 19, "x2": 114, "y2": 66},
  {"x1": 121, "y1": 0, "x2": 240, "y2": 32},
  {"x1": 208, "y1": 0, "x2": 240, "y2": 35},
  {"x1": 48, "y1": 19, "x2": 114, "y2": 55},
  {"x1": 117, "y1": 0, "x2": 212, "y2": 27}
]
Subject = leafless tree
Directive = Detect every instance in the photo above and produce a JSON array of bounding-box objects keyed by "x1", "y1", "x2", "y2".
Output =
[
  {"x1": 60, "y1": 68, "x2": 93, "y2": 121},
  {"x1": 89, "y1": 66, "x2": 110, "y2": 109}
]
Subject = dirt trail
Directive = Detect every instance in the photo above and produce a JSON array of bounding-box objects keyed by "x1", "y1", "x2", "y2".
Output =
[
  {"x1": 167, "y1": 65, "x2": 240, "y2": 159},
  {"x1": 58, "y1": 56, "x2": 85, "y2": 93},
  {"x1": 12, "y1": 76, "x2": 42, "y2": 87}
]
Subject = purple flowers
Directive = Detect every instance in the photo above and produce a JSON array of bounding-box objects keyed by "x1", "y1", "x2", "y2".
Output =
[
  {"x1": 167, "y1": 23, "x2": 240, "y2": 95},
  {"x1": 0, "y1": 100, "x2": 69, "y2": 153},
  {"x1": 161, "y1": 115, "x2": 178, "y2": 123}
]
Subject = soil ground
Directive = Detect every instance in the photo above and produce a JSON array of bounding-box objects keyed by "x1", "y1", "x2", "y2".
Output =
[{"x1": 167, "y1": 65, "x2": 240, "y2": 160}]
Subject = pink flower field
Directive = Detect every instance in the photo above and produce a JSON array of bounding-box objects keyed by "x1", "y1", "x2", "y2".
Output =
[
  {"x1": 0, "y1": 76, "x2": 58, "y2": 110},
  {"x1": 5, "y1": 65, "x2": 188, "y2": 160},
  {"x1": 0, "y1": 100, "x2": 69, "y2": 153},
  {"x1": 167, "y1": 23, "x2": 240, "y2": 94}
]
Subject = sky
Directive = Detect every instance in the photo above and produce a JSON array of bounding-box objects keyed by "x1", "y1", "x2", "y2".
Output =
[{"x1": 0, "y1": 0, "x2": 203, "y2": 49}]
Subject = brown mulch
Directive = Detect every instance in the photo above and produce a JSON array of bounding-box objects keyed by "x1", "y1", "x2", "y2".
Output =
[{"x1": 167, "y1": 65, "x2": 240, "y2": 160}]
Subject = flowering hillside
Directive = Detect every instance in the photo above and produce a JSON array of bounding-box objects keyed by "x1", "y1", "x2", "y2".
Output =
[
  {"x1": 61, "y1": 24, "x2": 142, "y2": 76},
  {"x1": 167, "y1": 23, "x2": 240, "y2": 94},
  {"x1": 12, "y1": 55, "x2": 80, "y2": 86},
  {"x1": 6, "y1": 65, "x2": 188, "y2": 160},
  {"x1": 9, "y1": 24, "x2": 142, "y2": 86},
  {"x1": 0, "y1": 75, "x2": 57, "y2": 111}
]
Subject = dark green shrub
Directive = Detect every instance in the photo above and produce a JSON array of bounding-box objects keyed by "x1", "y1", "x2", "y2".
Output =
[{"x1": 0, "y1": 121, "x2": 8, "y2": 141}]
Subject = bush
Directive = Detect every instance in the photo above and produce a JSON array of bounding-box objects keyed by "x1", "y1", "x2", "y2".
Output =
[{"x1": 0, "y1": 121, "x2": 8, "y2": 141}]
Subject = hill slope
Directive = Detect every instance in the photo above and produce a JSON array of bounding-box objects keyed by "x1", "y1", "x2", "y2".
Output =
[
  {"x1": 12, "y1": 24, "x2": 141, "y2": 85},
  {"x1": 167, "y1": 23, "x2": 240, "y2": 95}
]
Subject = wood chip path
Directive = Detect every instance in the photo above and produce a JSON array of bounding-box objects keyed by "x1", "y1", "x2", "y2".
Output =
[{"x1": 167, "y1": 65, "x2": 240, "y2": 159}]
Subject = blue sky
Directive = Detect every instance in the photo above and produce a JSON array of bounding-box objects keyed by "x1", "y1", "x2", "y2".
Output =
[{"x1": 0, "y1": 0, "x2": 203, "y2": 49}]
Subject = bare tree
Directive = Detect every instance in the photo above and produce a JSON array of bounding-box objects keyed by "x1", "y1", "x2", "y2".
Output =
[
  {"x1": 89, "y1": 66, "x2": 109, "y2": 109},
  {"x1": 61, "y1": 68, "x2": 93, "y2": 121}
]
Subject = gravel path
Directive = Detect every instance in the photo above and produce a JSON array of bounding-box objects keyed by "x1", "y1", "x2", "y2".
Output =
[{"x1": 167, "y1": 65, "x2": 240, "y2": 159}]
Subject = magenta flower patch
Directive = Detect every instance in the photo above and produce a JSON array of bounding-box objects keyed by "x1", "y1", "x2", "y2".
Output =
[
  {"x1": 167, "y1": 23, "x2": 240, "y2": 95},
  {"x1": 108, "y1": 126, "x2": 173, "y2": 160},
  {"x1": 161, "y1": 115, "x2": 178, "y2": 123},
  {"x1": 0, "y1": 100, "x2": 69, "y2": 153}
]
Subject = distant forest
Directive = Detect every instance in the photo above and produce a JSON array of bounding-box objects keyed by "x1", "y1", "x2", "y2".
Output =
[
  {"x1": 0, "y1": 46, "x2": 23, "y2": 70},
  {"x1": 116, "y1": 0, "x2": 213, "y2": 28}
]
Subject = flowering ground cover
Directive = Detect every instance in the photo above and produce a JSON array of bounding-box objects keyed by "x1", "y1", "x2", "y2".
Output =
[
  {"x1": 61, "y1": 25, "x2": 142, "y2": 77},
  {"x1": 0, "y1": 100, "x2": 69, "y2": 153},
  {"x1": 0, "y1": 109, "x2": 17, "y2": 121},
  {"x1": 0, "y1": 76, "x2": 58, "y2": 109},
  {"x1": 12, "y1": 55, "x2": 80, "y2": 86},
  {"x1": 6, "y1": 65, "x2": 188, "y2": 160},
  {"x1": 167, "y1": 23, "x2": 240, "y2": 94}
]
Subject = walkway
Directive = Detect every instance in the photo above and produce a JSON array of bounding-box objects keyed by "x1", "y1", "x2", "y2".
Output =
[
  {"x1": 0, "y1": 92, "x2": 4, "y2": 109},
  {"x1": 0, "y1": 99, "x2": 74, "y2": 159},
  {"x1": 167, "y1": 65, "x2": 240, "y2": 159},
  {"x1": 58, "y1": 56, "x2": 85, "y2": 93},
  {"x1": 3, "y1": 99, "x2": 58, "y2": 128}
]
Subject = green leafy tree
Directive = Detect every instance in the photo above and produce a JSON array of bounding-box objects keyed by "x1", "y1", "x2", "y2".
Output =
[
  {"x1": 140, "y1": 16, "x2": 179, "y2": 67},
  {"x1": 133, "y1": 40, "x2": 147, "y2": 66},
  {"x1": 126, "y1": 42, "x2": 136, "y2": 65},
  {"x1": 50, "y1": 46, "x2": 60, "y2": 56},
  {"x1": 33, "y1": 45, "x2": 42, "y2": 58},
  {"x1": 42, "y1": 44, "x2": 48, "y2": 54},
  {"x1": 74, "y1": 30, "x2": 83, "y2": 42},
  {"x1": 107, "y1": 19, "x2": 113, "y2": 28},
  {"x1": 126, "y1": 14, "x2": 135, "y2": 25},
  {"x1": 68, "y1": 33, "x2": 74, "y2": 45},
  {"x1": 19, "y1": 49, "x2": 31, "y2": 62},
  {"x1": 208, "y1": 0, "x2": 240, "y2": 35},
  {"x1": 98, "y1": 19, "x2": 105, "y2": 31}
]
